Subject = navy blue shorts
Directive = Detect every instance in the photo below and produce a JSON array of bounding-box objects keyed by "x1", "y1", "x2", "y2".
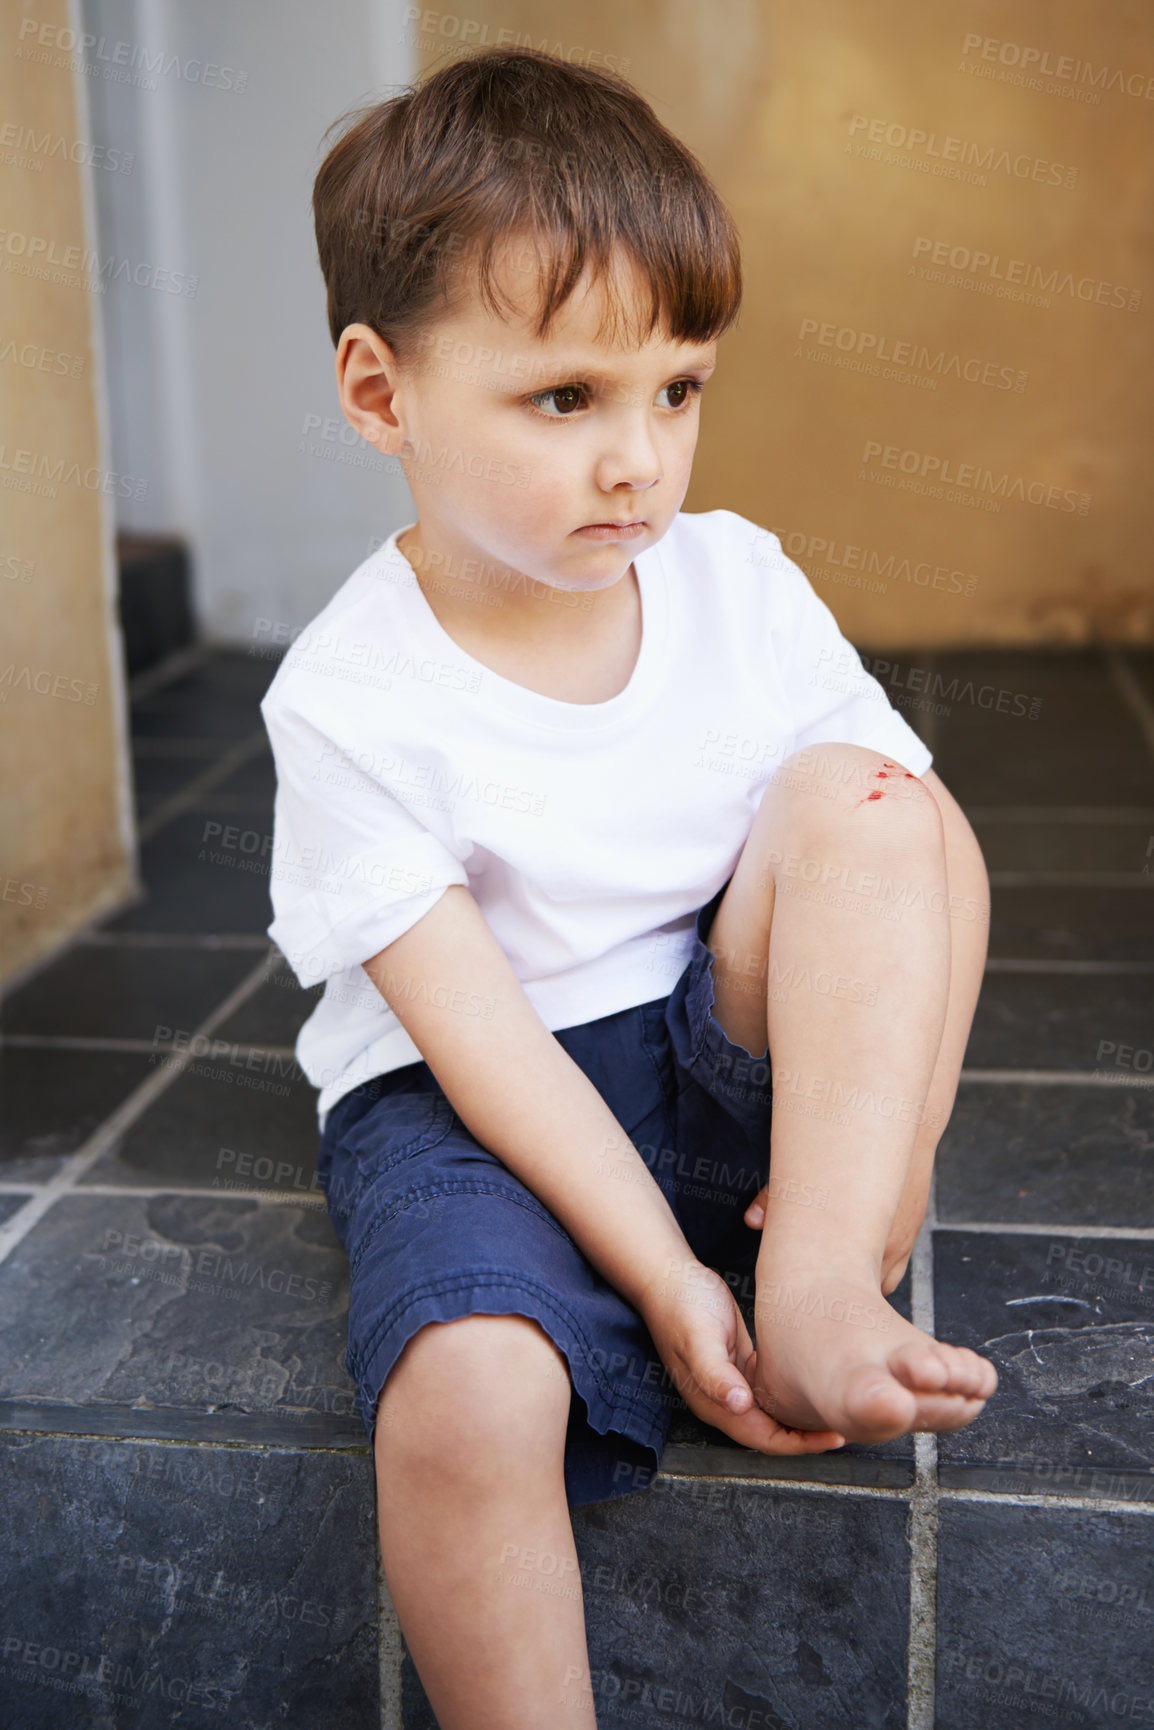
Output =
[{"x1": 316, "y1": 880, "x2": 775, "y2": 1507}]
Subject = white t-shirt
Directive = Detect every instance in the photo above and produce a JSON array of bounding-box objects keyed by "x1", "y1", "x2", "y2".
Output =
[{"x1": 260, "y1": 508, "x2": 933, "y2": 1127}]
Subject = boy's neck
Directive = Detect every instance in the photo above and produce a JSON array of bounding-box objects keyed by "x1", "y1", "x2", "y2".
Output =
[
  {"x1": 397, "y1": 524, "x2": 635, "y2": 641},
  {"x1": 397, "y1": 524, "x2": 643, "y2": 703}
]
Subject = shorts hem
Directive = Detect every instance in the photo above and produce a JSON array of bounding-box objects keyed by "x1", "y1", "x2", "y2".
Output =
[
  {"x1": 667, "y1": 887, "x2": 774, "y2": 1137},
  {"x1": 351, "y1": 1273, "x2": 672, "y2": 1481}
]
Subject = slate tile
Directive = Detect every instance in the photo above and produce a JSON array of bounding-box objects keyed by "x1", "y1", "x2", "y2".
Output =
[
  {"x1": 119, "y1": 534, "x2": 195, "y2": 676},
  {"x1": 965, "y1": 973, "x2": 1154, "y2": 1072},
  {"x1": 0, "y1": 1430, "x2": 378, "y2": 1728},
  {"x1": 131, "y1": 742, "x2": 224, "y2": 810},
  {"x1": 1, "y1": 944, "x2": 260, "y2": 1041},
  {"x1": 131, "y1": 651, "x2": 275, "y2": 741},
  {"x1": 934, "y1": 1230, "x2": 1154, "y2": 1500},
  {"x1": 80, "y1": 1055, "x2": 320, "y2": 1192},
  {"x1": 212, "y1": 954, "x2": 325, "y2": 1049},
  {"x1": 928, "y1": 651, "x2": 1150, "y2": 807},
  {"x1": 399, "y1": 1480, "x2": 910, "y2": 1729},
  {"x1": 100, "y1": 810, "x2": 276, "y2": 934},
  {"x1": 936, "y1": 1499, "x2": 1154, "y2": 1730},
  {"x1": 987, "y1": 884, "x2": 1154, "y2": 962},
  {"x1": 210, "y1": 750, "x2": 278, "y2": 800},
  {"x1": 1121, "y1": 648, "x2": 1154, "y2": 708},
  {"x1": 970, "y1": 817, "x2": 1154, "y2": 874},
  {"x1": 0, "y1": 1047, "x2": 156, "y2": 1181},
  {"x1": 0, "y1": 1193, "x2": 33, "y2": 1228},
  {"x1": 0, "y1": 1193, "x2": 357, "y2": 1444},
  {"x1": 579, "y1": 1481, "x2": 910, "y2": 1728},
  {"x1": 936, "y1": 1083, "x2": 1154, "y2": 1229}
]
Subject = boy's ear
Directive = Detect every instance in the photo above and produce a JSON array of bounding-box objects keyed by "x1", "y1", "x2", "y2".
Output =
[{"x1": 335, "y1": 323, "x2": 405, "y2": 450}]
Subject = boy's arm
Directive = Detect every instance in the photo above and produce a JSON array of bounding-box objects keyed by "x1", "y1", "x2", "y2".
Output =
[
  {"x1": 364, "y1": 883, "x2": 849, "y2": 1457},
  {"x1": 360, "y1": 884, "x2": 695, "y2": 1317}
]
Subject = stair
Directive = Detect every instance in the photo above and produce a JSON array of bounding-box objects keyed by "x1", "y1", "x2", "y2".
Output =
[{"x1": 1, "y1": 645, "x2": 1152, "y2": 1728}]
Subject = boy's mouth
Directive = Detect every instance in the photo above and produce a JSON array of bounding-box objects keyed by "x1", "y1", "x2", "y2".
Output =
[{"x1": 574, "y1": 519, "x2": 647, "y2": 537}]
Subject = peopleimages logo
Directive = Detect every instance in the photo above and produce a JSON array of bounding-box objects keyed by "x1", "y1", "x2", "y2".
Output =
[
  {"x1": 847, "y1": 113, "x2": 1078, "y2": 188},
  {"x1": 797, "y1": 318, "x2": 1026, "y2": 392},
  {"x1": 860, "y1": 440, "x2": 1091, "y2": 515},
  {"x1": 911, "y1": 237, "x2": 1142, "y2": 312},
  {"x1": 14, "y1": 19, "x2": 248, "y2": 92},
  {"x1": 0, "y1": 228, "x2": 197, "y2": 296},
  {"x1": 960, "y1": 33, "x2": 1154, "y2": 101}
]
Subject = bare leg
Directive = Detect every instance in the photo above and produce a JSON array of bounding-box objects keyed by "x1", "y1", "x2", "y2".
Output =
[
  {"x1": 704, "y1": 743, "x2": 997, "y2": 1441},
  {"x1": 374, "y1": 1313, "x2": 598, "y2": 1730}
]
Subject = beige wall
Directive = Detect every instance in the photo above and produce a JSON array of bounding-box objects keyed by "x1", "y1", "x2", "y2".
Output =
[
  {"x1": 420, "y1": 0, "x2": 1154, "y2": 646},
  {"x1": 0, "y1": 0, "x2": 136, "y2": 983}
]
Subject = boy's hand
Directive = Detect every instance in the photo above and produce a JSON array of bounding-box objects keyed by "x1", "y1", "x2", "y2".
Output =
[{"x1": 635, "y1": 1256, "x2": 845, "y2": 1455}]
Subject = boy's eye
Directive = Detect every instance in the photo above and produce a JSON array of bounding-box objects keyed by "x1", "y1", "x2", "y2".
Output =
[
  {"x1": 530, "y1": 384, "x2": 586, "y2": 417},
  {"x1": 525, "y1": 378, "x2": 705, "y2": 419}
]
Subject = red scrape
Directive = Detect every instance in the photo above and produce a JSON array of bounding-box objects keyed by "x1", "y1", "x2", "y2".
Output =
[{"x1": 856, "y1": 762, "x2": 913, "y2": 805}]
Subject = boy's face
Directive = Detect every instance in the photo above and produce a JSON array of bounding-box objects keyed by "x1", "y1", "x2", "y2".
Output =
[{"x1": 340, "y1": 234, "x2": 718, "y2": 594}]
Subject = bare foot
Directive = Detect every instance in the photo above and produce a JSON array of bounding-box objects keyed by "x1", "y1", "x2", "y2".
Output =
[{"x1": 747, "y1": 1263, "x2": 998, "y2": 1443}]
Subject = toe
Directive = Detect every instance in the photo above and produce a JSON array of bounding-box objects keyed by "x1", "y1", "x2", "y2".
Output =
[
  {"x1": 910, "y1": 1391, "x2": 989, "y2": 1433},
  {"x1": 889, "y1": 1341, "x2": 952, "y2": 1392},
  {"x1": 934, "y1": 1343, "x2": 979, "y2": 1396},
  {"x1": 842, "y1": 1365, "x2": 919, "y2": 1441},
  {"x1": 937, "y1": 1344, "x2": 998, "y2": 1399},
  {"x1": 955, "y1": 1347, "x2": 996, "y2": 1398}
]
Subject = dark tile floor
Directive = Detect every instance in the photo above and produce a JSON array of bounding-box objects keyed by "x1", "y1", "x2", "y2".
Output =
[{"x1": 1, "y1": 643, "x2": 1151, "y2": 1729}]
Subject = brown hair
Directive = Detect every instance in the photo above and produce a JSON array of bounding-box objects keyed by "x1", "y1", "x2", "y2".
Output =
[{"x1": 312, "y1": 46, "x2": 742, "y2": 367}]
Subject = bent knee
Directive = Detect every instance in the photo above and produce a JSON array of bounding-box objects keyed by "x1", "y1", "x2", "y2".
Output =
[
  {"x1": 769, "y1": 743, "x2": 940, "y2": 834},
  {"x1": 375, "y1": 1313, "x2": 571, "y2": 1464}
]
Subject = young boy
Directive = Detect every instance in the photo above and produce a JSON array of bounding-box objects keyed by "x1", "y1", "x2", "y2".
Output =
[{"x1": 262, "y1": 45, "x2": 998, "y2": 1729}]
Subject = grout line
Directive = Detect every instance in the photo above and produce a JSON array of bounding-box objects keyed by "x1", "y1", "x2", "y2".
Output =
[
  {"x1": 1105, "y1": 649, "x2": 1154, "y2": 764},
  {"x1": 377, "y1": 1537, "x2": 405, "y2": 1730},
  {"x1": 137, "y1": 729, "x2": 270, "y2": 843},
  {"x1": 958, "y1": 1068, "x2": 1148, "y2": 1086},
  {"x1": 935, "y1": 1219, "x2": 1154, "y2": 1240},
  {"x1": 906, "y1": 1173, "x2": 939, "y2": 1730},
  {"x1": 76, "y1": 933, "x2": 273, "y2": 949},
  {"x1": 127, "y1": 643, "x2": 209, "y2": 703},
  {"x1": 653, "y1": 1467, "x2": 911, "y2": 1500},
  {"x1": 940, "y1": 1485, "x2": 1154, "y2": 1516},
  {"x1": 0, "y1": 1182, "x2": 324, "y2": 1205},
  {"x1": 0, "y1": 957, "x2": 274, "y2": 1270},
  {"x1": 0, "y1": 1035, "x2": 296, "y2": 1058}
]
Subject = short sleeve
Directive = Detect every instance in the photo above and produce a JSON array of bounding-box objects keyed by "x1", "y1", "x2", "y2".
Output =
[
  {"x1": 758, "y1": 529, "x2": 934, "y2": 778},
  {"x1": 260, "y1": 686, "x2": 470, "y2": 989}
]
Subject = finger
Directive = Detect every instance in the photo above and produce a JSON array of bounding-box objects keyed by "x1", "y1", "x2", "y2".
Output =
[
  {"x1": 709, "y1": 1360, "x2": 756, "y2": 1415},
  {"x1": 711, "y1": 1400, "x2": 845, "y2": 1456},
  {"x1": 696, "y1": 1355, "x2": 844, "y2": 1450},
  {"x1": 673, "y1": 1327, "x2": 757, "y2": 1417},
  {"x1": 743, "y1": 1186, "x2": 769, "y2": 1228},
  {"x1": 767, "y1": 1424, "x2": 847, "y2": 1454}
]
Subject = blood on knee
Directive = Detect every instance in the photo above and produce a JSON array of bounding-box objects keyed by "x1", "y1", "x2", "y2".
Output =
[{"x1": 855, "y1": 762, "x2": 922, "y2": 809}]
